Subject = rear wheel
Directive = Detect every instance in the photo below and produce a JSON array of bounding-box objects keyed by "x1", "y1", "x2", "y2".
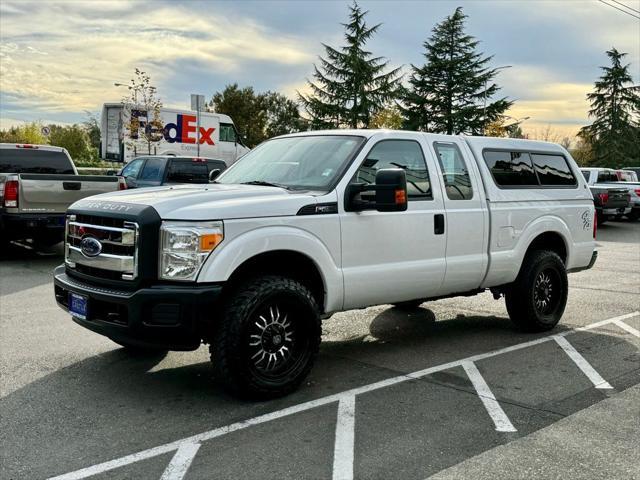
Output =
[
  {"x1": 505, "y1": 250, "x2": 568, "y2": 332},
  {"x1": 596, "y1": 212, "x2": 608, "y2": 225},
  {"x1": 211, "y1": 275, "x2": 321, "y2": 399},
  {"x1": 627, "y1": 210, "x2": 640, "y2": 221}
]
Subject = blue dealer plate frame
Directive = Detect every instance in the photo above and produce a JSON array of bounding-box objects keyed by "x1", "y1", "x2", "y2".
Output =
[{"x1": 68, "y1": 292, "x2": 88, "y2": 320}]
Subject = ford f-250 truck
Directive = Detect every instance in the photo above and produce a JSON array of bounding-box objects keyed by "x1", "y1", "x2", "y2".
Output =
[
  {"x1": 1, "y1": 144, "x2": 119, "y2": 246},
  {"x1": 53, "y1": 130, "x2": 597, "y2": 398}
]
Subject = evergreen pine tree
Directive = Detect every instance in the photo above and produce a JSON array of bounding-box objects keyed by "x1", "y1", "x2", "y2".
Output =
[
  {"x1": 579, "y1": 48, "x2": 640, "y2": 168},
  {"x1": 299, "y1": 1, "x2": 402, "y2": 129},
  {"x1": 403, "y1": 7, "x2": 511, "y2": 135}
]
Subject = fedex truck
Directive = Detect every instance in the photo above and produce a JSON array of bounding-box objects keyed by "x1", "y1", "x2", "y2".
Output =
[{"x1": 100, "y1": 103, "x2": 250, "y2": 165}]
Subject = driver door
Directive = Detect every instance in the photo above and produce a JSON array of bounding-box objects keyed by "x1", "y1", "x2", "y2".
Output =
[{"x1": 339, "y1": 137, "x2": 447, "y2": 309}]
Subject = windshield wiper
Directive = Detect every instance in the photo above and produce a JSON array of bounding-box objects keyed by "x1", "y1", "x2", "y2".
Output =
[{"x1": 241, "y1": 180, "x2": 291, "y2": 190}]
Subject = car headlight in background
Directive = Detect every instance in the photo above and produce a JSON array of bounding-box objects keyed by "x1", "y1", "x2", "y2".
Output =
[{"x1": 160, "y1": 221, "x2": 224, "y2": 281}]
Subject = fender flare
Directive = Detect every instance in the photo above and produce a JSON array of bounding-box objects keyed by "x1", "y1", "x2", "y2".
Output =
[
  {"x1": 513, "y1": 215, "x2": 572, "y2": 270},
  {"x1": 197, "y1": 226, "x2": 343, "y2": 312}
]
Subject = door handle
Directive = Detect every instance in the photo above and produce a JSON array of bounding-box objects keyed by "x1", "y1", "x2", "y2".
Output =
[
  {"x1": 63, "y1": 181, "x2": 81, "y2": 191},
  {"x1": 434, "y1": 214, "x2": 445, "y2": 235}
]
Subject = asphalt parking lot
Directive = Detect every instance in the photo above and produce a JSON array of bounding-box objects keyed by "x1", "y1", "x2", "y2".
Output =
[{"x1": 1, "y1": 221, "x2": 639, "y2": 480}]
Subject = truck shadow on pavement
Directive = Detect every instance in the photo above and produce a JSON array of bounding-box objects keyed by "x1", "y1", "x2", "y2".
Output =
[{"x1": 2, "y1": 309, "x2": 638, "y2": 480}]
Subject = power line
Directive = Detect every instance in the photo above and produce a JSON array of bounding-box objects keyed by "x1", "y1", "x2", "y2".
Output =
[
  {"x1": 610, "y1": 0, "x2": 640, "y2": 14},
  {"x1": 598, "y1": 0, "x2": 640, "y2": 19}
]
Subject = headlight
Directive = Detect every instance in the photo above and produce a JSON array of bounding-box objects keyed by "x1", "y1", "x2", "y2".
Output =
[{"x1": 160, "y1": 221, "x2": 224, "y2": 281}]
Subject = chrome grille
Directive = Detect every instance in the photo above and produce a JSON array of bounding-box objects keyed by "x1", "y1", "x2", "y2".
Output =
[{"x1": 65, "y1": 214, "x2": 139, "y2": 280}]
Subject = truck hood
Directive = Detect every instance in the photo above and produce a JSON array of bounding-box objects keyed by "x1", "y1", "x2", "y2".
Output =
[{"x1": 71, "y1": 184, "x2": 324, "y2": 219}]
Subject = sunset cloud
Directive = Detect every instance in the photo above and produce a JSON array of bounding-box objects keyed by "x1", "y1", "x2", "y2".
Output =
[{"x1": 1, "y1": 0, "x2": 638, "y2": 138}]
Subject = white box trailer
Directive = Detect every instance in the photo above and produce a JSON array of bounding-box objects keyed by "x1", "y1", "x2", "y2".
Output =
[{"x1": 100, "y1": 103, "x2": 250, "y2": 165}]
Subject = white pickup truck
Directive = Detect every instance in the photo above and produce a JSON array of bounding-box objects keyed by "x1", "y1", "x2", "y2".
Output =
[{"x1": 53, "y1": 130, "x2": 597, "y2": 398}]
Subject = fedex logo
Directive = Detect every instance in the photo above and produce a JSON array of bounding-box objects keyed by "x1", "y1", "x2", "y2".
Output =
[
  {"x1": 163, "y1": 114, "x2": 215, "y2": 145},
  {"x1": 129, "y1": 110, "x2": 215, "y2": 145}
]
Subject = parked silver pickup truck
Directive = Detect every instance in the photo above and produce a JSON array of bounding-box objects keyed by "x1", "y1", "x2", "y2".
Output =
[{"x1": 0, "y1": 143, "x2": 120, "y2": 246}]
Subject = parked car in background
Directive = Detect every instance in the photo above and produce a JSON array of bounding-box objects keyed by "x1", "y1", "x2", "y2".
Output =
[
  {"x1": 0, "y1": 144, "x2": 119, "y2": 246},
  {"x1": 118, "y1": 156, "x2": 227, "y2": 189},
  {"x1": 54, "y1": 131, "x2": 597, "y2": 398},
  {"x1": 588, "y1": 184, "x2": 630, "y2": 224},
  {"x1": 623, "y1": 167, "x2": 640, "y2": 179},
  {"x1": 581, "y1": 167, "x2": 638, "y2": 221},
  {"x1": 615, "y1": 169, "x2": 638, "y2": 182},
  {"x1": 101, "y1": 103, "x2": 250, "y2": 165}
]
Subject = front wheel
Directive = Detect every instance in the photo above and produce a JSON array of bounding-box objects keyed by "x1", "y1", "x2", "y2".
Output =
[
  {"x1": 211, "y1": 276, "x2": 321, "y2": 399},
  {"x1": 505, "y1": 250, "x2": 568, "y2": 332}
]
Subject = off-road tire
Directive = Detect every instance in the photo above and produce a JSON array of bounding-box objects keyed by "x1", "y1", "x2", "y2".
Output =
[
  {"x1": 505, "y1": 250, "x2": 568, "y2": 332},
  {"x1": 211, "y1": 275, "x2": 321, "y2": 399},
  {"x1": 392, "y1": 300, "x2": 424, "y2": 310}
]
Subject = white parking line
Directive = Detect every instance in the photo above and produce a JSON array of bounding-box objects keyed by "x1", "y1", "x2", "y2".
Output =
[
  {"x1": 614, "y1": 319, "x2": 640, "y2": 338},
  {"x1": 47, "y1": 311, "x2": 639, "y2": 480},
  {"x1": 159, "y1": 443, "x2": 201, "y2": 480},
  {"x1": 553, "y1": 335, "x2": 613, "y2": 389},
  {"x1": 462, "y1": 361, "x2": 517, "y2": 432},
  {"x1": 332, "y1": 395, "x2": 356, "y2": 480}
]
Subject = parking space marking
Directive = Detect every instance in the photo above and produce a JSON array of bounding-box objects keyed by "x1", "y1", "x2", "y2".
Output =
[
  {"x1": 332, "y1": 395, "x2": 356, "y2": 480},
  {"x1": 613, "y1": 319, "x2": 640, "y2": 338},
  {"x1": 553, "y1": 335, "x2": 613, "y2": 389},
  {"x1": 462, "y1": 361, "x2": 517, "y2": 432},
  {"x1": 47, "y1": 311, "x2": 639, "y2": 480},
  {"x1": 159, "y1": 443, "x2": 201, "y2": 480}
]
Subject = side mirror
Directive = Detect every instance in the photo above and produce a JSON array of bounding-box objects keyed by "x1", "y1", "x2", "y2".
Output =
[
  {"x1": 374, "y1": 169, "x2": 407, "y2": 212},
  {"x1": 209, "y1": 169, "x2": 221, "y2": 182},
  {"x1": 345, "y1": 168, "x2": 407, "y2": 212}
]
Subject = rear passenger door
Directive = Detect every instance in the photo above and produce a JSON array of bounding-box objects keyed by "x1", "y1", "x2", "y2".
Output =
[{"x1": 431, "y1": 141, "x2": 488, "y2": 294}]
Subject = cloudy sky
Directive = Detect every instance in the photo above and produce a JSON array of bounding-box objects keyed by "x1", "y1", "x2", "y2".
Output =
[{"x1": 1, "y1": 0, "x2": 639, "y2": 137}]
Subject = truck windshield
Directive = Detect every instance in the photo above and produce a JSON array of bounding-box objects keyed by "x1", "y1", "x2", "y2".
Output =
[
  {"x1": 216, "y1": 135, "x2": 365, "y2": 190},
  {"x1": 0, "y1": 149, "x2": 74, "y2": 174}
]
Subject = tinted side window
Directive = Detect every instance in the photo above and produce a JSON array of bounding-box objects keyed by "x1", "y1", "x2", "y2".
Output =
[
  {"x1": 0, "y1": 149, "x2": 74, "y2": 174},
  {"x1": 166, "y1": 161, "x2": 209, "y2": 183},
  {"x1": 139, "y1": 158, "x2": 164, "y2": 181},
  {"x1": 219, "y1": 123, "x2": 236, "y2": 143},
  {"x1": 121, "y1": 158, "x2": 144, "y2": 178},
  {"x1": 597, "y1": 170, "x2": 617, "y2": 183},
  {"x1": 355, "y1": 140, "x2": 432, "y2": 199},
  {"x1": 581, "y1": 170, "x2": 591, "y2": 182},
  {"x1": 483, "y1": 150, "x2": 538, "y2": 187},
  {"x1": 433, "y1": 143, "x2": 473, "y2": 200},
  {"x1": 531, "y1": 154, "x2": 576, "y2": 186}
]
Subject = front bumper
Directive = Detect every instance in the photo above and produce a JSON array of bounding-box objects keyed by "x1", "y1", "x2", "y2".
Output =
[{"x1": 53, "y1": 265, "x2": 222, "y2": 350}]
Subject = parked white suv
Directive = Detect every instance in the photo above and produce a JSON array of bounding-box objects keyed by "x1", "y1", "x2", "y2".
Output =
[{"x1": 53, "y1": 130, "x2": 597, "y2": 398}]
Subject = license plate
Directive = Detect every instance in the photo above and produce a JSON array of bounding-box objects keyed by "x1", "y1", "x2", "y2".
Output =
[{"x1": 69, "y1": 292, "x2": 88, "y2": 320}]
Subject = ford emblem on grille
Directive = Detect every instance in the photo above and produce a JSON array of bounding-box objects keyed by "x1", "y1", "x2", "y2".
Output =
[{"x1": 80, "y1": 237, "x2": 102, "y2": 257}]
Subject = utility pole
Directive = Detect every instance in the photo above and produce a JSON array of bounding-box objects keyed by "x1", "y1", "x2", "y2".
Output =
[{"x1": 191, "y1": 94, "x2": 205, "y2": 157}]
